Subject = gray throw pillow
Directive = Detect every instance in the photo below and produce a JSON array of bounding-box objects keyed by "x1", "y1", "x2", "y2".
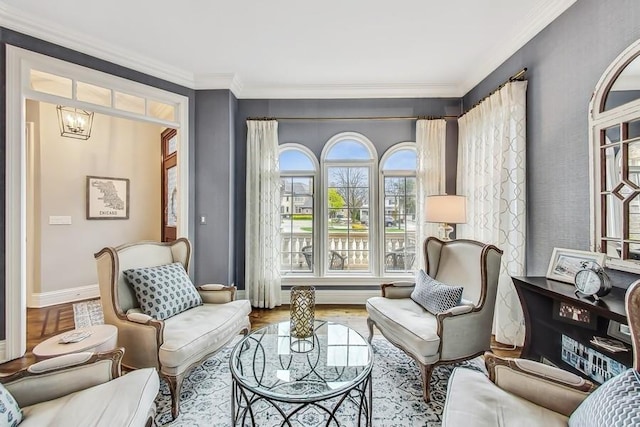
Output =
[
  {"x1": 411, "y1": 269, "x2": 463, "y2": 315},
  {"x1": 569, "y1": 368, "x2": 640, "y2": 426},
  {"x1": 0, "y1": 383, "x2": 22, "y2": 427},
  {"x1": 123, "y1": 262, "x2": 202, "y2": 320}
]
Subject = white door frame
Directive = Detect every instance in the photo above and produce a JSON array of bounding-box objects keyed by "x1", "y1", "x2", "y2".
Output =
[{"x1": 4, "y1": 45, "x2": 191, "y2": 362}]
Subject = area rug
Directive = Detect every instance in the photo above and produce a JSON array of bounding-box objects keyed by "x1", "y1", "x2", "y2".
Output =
[
  {"x1": 72, "y1": 299, "x2": 104, "y2": 328},
  {"x1": 155, "y1": 338, "x2": 485, "y2": 427}
]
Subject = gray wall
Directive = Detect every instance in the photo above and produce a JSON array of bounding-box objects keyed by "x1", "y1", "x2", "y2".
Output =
[
  {"x1": 194, "y1": 90, "x2": 237, "y2": 285},
  {"x1": 462, "y1": 0, "x2": 640, "y2": 277},
  {"x1": 233, "y1": 98, "x2": 461, "y2": 289},
  {"x1": 0, "y1": 28, "x2": 196, "y2": 341}
]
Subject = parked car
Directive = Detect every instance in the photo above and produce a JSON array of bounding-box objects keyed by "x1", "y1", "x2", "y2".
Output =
[{"x1": 385, "y1": 216, "x2": 395, "y2": 226}]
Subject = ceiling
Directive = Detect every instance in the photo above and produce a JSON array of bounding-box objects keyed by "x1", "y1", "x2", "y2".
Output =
[{"x1": 0, "y1": 0, "x2": 577, "y2": 99}]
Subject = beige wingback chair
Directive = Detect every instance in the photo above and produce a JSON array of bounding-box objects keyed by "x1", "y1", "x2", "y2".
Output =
[
  {"x1": 443, "y1": 280, "x2": 640, "y2": 426},
  {"x1": 0, "y1": 348, "x2": 159, "y2": 426},
  {"x1": 95, "y1": 238, "x2": 251, "y2": 419},
  {"x1": 366, "y1": 237, "x2": 503, "y2": 402}
]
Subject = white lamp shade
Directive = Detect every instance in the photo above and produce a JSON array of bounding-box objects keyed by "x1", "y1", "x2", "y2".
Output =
[{"x1": 425, "y1": 195, "x2": 466, "y2": 224}]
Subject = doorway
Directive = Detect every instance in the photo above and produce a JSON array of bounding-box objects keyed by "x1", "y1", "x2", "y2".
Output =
[{"x1": 5, "y1": 46, "x2": 190, "y2": 362}]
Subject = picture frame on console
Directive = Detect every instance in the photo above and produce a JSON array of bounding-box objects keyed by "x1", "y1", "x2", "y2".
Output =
[
  {"x1": 546, "y1": 248, "x2": 606, "y2": 284},
  {"x1": 86, "y1": 175, "x2": 130, "y2": 220}
]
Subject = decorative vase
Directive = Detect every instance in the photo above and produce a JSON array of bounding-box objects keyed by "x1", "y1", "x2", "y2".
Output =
[{"x1": 290, "y1": 285, "x2": 315, "y2": 339}]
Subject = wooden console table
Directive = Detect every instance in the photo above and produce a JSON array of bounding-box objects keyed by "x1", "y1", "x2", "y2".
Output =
[{"x1": 512, "y1": 276, "x2": 632, "y2": 384}]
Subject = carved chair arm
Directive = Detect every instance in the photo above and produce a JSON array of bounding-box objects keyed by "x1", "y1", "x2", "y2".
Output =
[
  {"x1": 381, "y1": 281, "x2": 415, "y2": 299},
  {"x1": 484, "y1": 352, "x2": 595, "y2": 416},
  {"x1": 197, "y1": 284, "x2": 237, "y2": 304}
]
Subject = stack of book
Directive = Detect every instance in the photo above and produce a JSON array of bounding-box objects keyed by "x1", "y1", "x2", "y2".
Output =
[{"x1": 590, "y1": 336, "x2": 629, "y2": 353}]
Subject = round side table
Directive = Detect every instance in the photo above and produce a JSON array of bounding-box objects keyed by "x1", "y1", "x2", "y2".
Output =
[{"x1": 33, "y1": 324, "x2": 118, "y2": 360}]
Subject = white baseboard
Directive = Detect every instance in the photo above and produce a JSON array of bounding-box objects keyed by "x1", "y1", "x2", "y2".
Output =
[
  {"x1": 235, "y1": 289, "x2": 377, "y2": 305},
  {"x1": 0, "y1": 341, "x2": 6, "y2": 364},
  {"x1": 28, "y1": 284, "x2": 100, "y2": 308}
]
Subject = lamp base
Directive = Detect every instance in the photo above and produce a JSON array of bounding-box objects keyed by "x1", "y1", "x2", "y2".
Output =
[{"x1": 438, "y1": 223, "x2": 454, "y2": 241}]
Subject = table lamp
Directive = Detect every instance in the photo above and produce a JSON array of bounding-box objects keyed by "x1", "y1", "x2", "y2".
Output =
[{"x1": 425, "y1": 195, "x2": 466, "y2": 241}]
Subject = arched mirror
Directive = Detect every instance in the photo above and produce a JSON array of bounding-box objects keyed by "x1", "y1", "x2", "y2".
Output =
[{"x1": 591, "y1": 39, "x2": 640, "y2": 272}]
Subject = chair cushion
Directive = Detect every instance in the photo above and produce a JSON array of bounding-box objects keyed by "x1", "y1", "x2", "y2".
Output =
[
  {"x1": 20, "y1": 368, "x2": 159, "y2": 427},
  {"x1": 443, "y1": 368, "x2": 568, "y2": 427},
  {"x1": 0, "y1": 382, "x2": 22, "y2": 427},
  {"x1": 411, "y1": 269, "x2": 463, "y2": 314},
  {"x1": 123, "y1": 262, "x2": 202, "y2": 320},
  {"x1": 569, "y1": 368, "x2": 640, "y2": 427},
  {"x1": 159, "y1": 300, "x2": 252, "y2": 369},
  {"x1": 366, "y1": 296, "x2": 440, "y2": 363}
]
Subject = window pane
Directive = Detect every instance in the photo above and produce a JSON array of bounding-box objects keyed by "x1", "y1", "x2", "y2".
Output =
[
  {"x1": 280, "y1": 149, "x2": 315, "y2": 172},
  {"x1": 77, "y1": 82, "x2": 111, "y2": 107},
  {"x1": 384, "y1": 176, "x2": 417, "y2": 273},
  {"x1": 30, "y1": 70, "x2": 72, "y2": 98},
  {"x1": 327, "y1": 166, "x2": 370, "y2": 272},
  {"x1": 149, "y1": 100, "x2": 176, "y2": 121},
  {"x1": 166, "y1": 166, "x2": 178, "y2": 227},
  {"x1": 114, "y1": 91, "x2": 145, "y2": 114},
  {"x1": 280, "y1": 176, "x2": 313, "y2": 274},
  {"x1": 382, "y1": 149, "x2": 416, "y2": 171},
  {"x1": 325, "y1": 140, "x2": 371, "y2": 160}
]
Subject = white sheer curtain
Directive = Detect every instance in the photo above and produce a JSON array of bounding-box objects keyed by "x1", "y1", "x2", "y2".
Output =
[
  {"x1": 415, "y1": 119, "x2": 446, "y2": 270},
  {"x1": 457, "y1": 81, "x2": 527, "y2": 346},
  {"x1": 245, "y1": 120, "x2": 282, "y2": 308}
]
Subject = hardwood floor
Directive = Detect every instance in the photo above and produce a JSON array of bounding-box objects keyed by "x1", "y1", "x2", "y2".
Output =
[{"x1": 0, "y1": 301, "x2": 520, "y2": 374}]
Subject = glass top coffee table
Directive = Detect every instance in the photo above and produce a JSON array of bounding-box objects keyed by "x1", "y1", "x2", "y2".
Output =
[{"x1": 229, "y1": 320, "x2": 373, "y2": 426}]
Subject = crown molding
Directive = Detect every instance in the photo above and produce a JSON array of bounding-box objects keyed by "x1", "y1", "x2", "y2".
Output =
[
  {"x1": 0, "y1": 1, "x2": 196, "y2": 89},
  {"x1": 194, "y1": 73, "x2": 244, "y2": 96},
  {"x1": 236, "y1": 82, "x2": 463, "y2": 99},
  {"x1": 460, "y1": 0, "x2": 577, "y2": 96}
]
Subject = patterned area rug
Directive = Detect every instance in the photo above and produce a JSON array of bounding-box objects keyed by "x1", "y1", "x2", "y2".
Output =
[
  {"x1": 72, "y1": 299, "x2": 105, "y2": 328},
  {"x1": 155, "y1": 338, "x2": 484, "y2": 426}
]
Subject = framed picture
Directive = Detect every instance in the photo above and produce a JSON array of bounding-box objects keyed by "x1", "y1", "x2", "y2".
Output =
[
  {"x1": 552, "y1": 301, "x2": 597, "y2": 329},
  {"x1": 546, "y1": 248, "x2": 606, "y2": 284},
  {"x1": 86, "y1": 175, "x2": 130, "y2": 220}
]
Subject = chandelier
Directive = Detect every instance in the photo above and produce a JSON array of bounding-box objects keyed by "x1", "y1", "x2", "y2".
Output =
[{"x1": 56, "y1": 106, "x2": 94, "y2": 140}]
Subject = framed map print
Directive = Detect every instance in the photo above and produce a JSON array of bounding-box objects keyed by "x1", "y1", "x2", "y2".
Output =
[{"x1": 86, "y1": 175, "x2": 130, "y2": 219}]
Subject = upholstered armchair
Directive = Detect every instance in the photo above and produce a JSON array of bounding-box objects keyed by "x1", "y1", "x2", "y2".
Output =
[
  {"x1": 95, "y1": 238, "x2": 251, "y2": 419},
  {"x1": 443, "y1": 279, "x2": 640, "y2": 426},
  {"x1": 0, "y1": 348, "x2": 159, "y2": 426},
  {"x1": 366, "y1": 237, "x2": 503, "y2": 401}
]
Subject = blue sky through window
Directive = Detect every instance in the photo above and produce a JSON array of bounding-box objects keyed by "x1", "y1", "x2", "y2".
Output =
[
  {"x1": 326, "y1": 140, "x2": 371, "y2": 160},
  {"x1": 280, "y1": 149, "x2": 315, "y2": 171},
  {"x1": 382, "y1": 149, "x2": 416, "y2": 171}
]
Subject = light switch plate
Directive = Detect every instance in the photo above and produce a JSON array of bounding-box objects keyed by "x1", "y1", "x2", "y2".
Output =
[{"x1": 49, "y1": 215, "x2": 72, "y2": 225}]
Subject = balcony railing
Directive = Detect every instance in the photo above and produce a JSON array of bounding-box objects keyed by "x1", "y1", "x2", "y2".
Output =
[{"x1": 281, "y1": 232, "x2": 414, "y2": 272}]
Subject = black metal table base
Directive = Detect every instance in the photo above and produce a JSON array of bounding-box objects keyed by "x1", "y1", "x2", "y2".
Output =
[{"x1": 231, "y1": 374, "x2": 372, "y2": 427}]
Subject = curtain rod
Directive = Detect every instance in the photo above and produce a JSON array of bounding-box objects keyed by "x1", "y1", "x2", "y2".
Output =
[
  {"x1": 246, "y1": 68, "x2": 527, "y2": 123},
  {"x1": 246, "y1": 115, "x2": 458, "y2": 122}
]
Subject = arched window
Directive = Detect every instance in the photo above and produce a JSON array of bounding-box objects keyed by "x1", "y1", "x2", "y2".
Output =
[
  {"x1": 279, "y1": 144, "x2": 318, "y2": 275},
  {"x1": 380, "y1": 143, "x2": 417, "y2": 274},
  {"x1": 321, "y1": 133, "x2": 377, "y2": 274}
]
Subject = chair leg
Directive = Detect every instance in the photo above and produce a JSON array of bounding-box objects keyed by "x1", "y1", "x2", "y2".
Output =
[
  {"x1": 366, "y1": 317, "x2": 374, "y2": 343},
  {"x1": 419, "y1": 363, "x2": 435, "y2": 403},
  {"x1": 167, "y1": 373, "x2": 185, "y2": 419}
]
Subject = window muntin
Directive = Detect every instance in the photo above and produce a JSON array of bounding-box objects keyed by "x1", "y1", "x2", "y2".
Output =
[
  {"x1": 380, "y1": 146, "x2": 417, "y2": 274},
  {"x1": 279, "y1": 145, "x2": 317, "y2": 275}
]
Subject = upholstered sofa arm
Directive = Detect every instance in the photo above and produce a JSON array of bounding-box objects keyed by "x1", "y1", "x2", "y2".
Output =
[
  {"x1": 198, "y1": 284, "x2": 237, "y2": 304},
  {"x1": 438, "y1": 303, "x2": 475, "y2": 316},
  {"x1": 485, "y1": 352, "x2": 595, "y2": 416},
  {"x1": 381, "y1": 281, "x2": 415, "y2": 299},
  {"x1": 2, "y1": 348, "x2": 124, "y2": 408}
]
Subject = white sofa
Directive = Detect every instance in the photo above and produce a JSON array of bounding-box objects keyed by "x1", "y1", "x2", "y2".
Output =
[
  {"x1": 0, "y1": 348, "x2": 159, "y2": 426},
  {"x1": 94, "y1": 238, "x2": 251, "y2": 419}
]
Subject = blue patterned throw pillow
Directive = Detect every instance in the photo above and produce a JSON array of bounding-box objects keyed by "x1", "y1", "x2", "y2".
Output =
[
  {"x1": 123, "y1": 262, "x2": 202, "y2": 320},
  {"x1": 0, "y1": 383, "x2": 22, "y2": 427},
  {"x1": 569, "y1": 368, "x2": 640, "y2": 427},
  {"x1": 411, "y1": 269, "x2": 463, "y2": 315}
]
